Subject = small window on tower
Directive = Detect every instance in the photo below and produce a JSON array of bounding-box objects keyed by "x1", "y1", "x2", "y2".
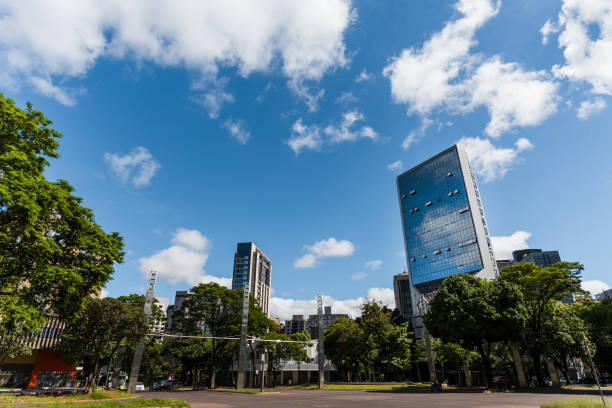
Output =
[
  {"x1": 409, "y1": 209, "x2": 414, "y2": 214},
  {"x1": 434, "y1": 249, "x2": 441, "y2": 255},
  {"x1": 411, "y1": 257, "x2": 416, "y2": 262},
  {"x1": 409, "y1": 189, "x2": 416, "y2": 195},
  {"x1": 422, "y1": 254, "x2": 427, "y2": 259},
  {"x1": 448, "y1": 192, "x2": 453, "y2": 197},
  {"x1": 447, "y1": 172, "x2": 453, "y2": 177},
  {"x1": 402, "y1": 194, "x2": 407, "y2": 199},
  {"x1": 415, "y1": 207, "x2": 419, "y2": 212},
  {"x1": 426, "y1": 201, "x2": 432, "y2": 206},
  {"x1": 454, "y1": 189, "x2": 460, "y2": 194}
]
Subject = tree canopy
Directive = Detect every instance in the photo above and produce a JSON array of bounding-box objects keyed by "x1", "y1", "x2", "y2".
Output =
[{"x1": 0, "y1": 94, "x2": 124, "y2": 324}]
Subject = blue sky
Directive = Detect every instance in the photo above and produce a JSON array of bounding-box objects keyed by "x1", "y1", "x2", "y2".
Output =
[{"x1": 2, "y1": 0, "x2": 611, "y2": 319}]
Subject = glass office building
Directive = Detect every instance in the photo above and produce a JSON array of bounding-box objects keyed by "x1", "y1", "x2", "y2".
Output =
[
  {"x1": 397, "y1": 144, "x2": 497, "y2": 328},
  {"x1": 393, "y1": 272, "x2": 413, "y2": 323},
  {"x1": 232, "y1": 242, "x2": 272, "y2": 316}
]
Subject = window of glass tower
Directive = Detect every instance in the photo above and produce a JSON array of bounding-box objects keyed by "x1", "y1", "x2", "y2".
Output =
[{"x1": 398, "y1": 148, "x2": 483, "y2": 286}]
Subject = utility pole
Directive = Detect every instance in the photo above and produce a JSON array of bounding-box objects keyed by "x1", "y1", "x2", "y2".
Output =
[
  {"x1": 317, "y1": 294, "x2": 325, "y2": 389},
  {"x1": 127, "y1": 271, "x2": 156, "y2": 394},
  {"x1": 236, "y1": 283, "x2": 250, "y2": 389},
  {"x1": 583, "y1": 332, "x2": 607, "y2": 407}
]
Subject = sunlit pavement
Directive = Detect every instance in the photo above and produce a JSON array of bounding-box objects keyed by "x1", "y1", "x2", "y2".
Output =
[{"x1": 143, "y1": 388, "x2": 596, "y2": 408}]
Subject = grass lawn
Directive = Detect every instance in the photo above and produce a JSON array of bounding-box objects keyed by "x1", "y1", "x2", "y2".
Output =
[
  {"x1": 0, "y1": 389, "x2": 131, "y2": 405},
  {"x1": 288, "y1": 383, "x2": 430, "y2": 390},
  {"x1": 10, "y1": 398, "x2": 189, "y2": 408},
  {"x1": 542, "y1": 397, "x2": 611, "y2": 408}
]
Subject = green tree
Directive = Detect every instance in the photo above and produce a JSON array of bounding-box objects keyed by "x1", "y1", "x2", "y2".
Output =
[
  {"x1": 59, "y1": 297, "x2": 148, "y2": 392},
  {"x1": 424, "y1": 274, "x2": 525, "y2": 387},
  {"x1": 289, "y1": 331, "x2": 313, "y2": 384},
  {"x1": 0, "y1": 296, "x2": 45, "y2": 370},
  {"x1": 324, "y1": 317, "x2": 366, "y2": 381},
  {"x1": 500, "y1": 262, "x2": 583, "y2": 386},
  {"x1": 581, "y1": 298, "x2": 612, "y2": 374},
  {"x1": 544, "y1": 302, "x2": 591, "y2": 383},
  {"x1": 0, "y1": 94, "x2": 124, "y2": 359},
  {"x1": 175, "y1": 283, "x2": 276, "y2": 388}
]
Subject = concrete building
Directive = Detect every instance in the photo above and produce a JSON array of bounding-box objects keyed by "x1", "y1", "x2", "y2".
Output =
[
  {"x1": 512, "y1": 249, "x2": 561, "y2": 267},
  {"x1": 596, "y1": 289, "x2": 612, "y2": 301},
  {"x1": 397, "y1": 144, "x2": 497, "y2": 332},
  {"x1": 496, "y1": 259, "x2": 515, "y2": 271},
  {"x1": 393, "y1": 272, "x2": 413, "y2": 323},
  {"x1": 307, "y1": 306, "x2": 348, "y2": 339},
  {"x1": 153, "y1": 297, "x2": 169, "y2": 334},
  {"x1": 284, "y1": 315, "x2": 307, "y2": 336},
  {"x1": 231, "y1": 242, "x2": 272, "y2": 316}
]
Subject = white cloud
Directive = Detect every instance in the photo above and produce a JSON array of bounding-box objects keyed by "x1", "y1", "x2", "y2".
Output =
[
  {"x1": 287, "y1": 119, "x2": 324, "y2": 155},
  {"x1": 576, "y1": 97, "x2": 607, "y2": 120},
  {"x1": 387, "y1": 160, "x2": 404, "y2": 173},
  {"x1": 222, "y1": 118, "x2": 251, "y2": 145},
  {"x1": 193, "y1": 77, "x2": 234, "y2": 119},
  {"x1": 548, "y1": 0, "x2": 612, "y2": 95},
  {"x1": 138, "y1": 228, "x2": 231, "y2": 287},
  {"x1": 104, "y1": 146, "x2": 161, "y2": 187},
  {"x1": 0, "y1": 0, "x2": 354, "y2": 107},
  {"x1": 100, "y1": 288, "x2": 110, "y2": 299},
  {"x1": 294, "y1": 237, "x2": 355, "y2": 269},
  {"x1": 459, "y1": 136, "x2": 533, "y2": 182},
  {"x1": 383, "y1": 0, "x2": 498, "y2": 114},
  {"x1": 383, "y1": 0, "x2": 559, "y2": 137},
  {"x1": 355, "y1": 70, "x2": 372, "y2": 83},
  {"x1": 491, "y1": 230, "x2": 531, "y2": 260},
  {"x1": 335, "y1": 91, "x2": 358, "y2": 105},
  {"x1": 288, "y1": 111, "x2": 378, "y2": 154},
  {"x1": 402, "y1": 118, "x2": 433, "y2": 150},
  {"x1": 30, "y1": 76, "x2": 79, "y2": 106},
  {"x1": 582, "y1": 280, "x2": 610, "y2": 296},
  {"x1": 465, "y1": 58, "x2": 559, "y2": 138},
  {"x1": 364, "y1": 259, "x2": 382, "y2": 270},
  {"x1": 540, "y1": 19, "x2": 558, "y2": 46},
  {"x1": 269, "y1": 287, "x2": 395, "y2": 321},
  {"x1": 351, "y1": 272, "x2": 367, "y2": 280}
]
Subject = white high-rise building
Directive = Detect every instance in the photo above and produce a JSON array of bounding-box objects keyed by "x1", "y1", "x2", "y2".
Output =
[{"x1": 231, "y1": 242, "x2": 272, "y2": 316}]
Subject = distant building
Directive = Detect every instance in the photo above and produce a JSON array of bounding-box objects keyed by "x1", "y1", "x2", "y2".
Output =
[
  {"x1": 231, "y1": 242, "x2": 272, "y2": 316},
  {"x1": 394, "y1": 272, "x2": 413, "y2": 323},
  {"x1": 397, "y1": 144, "x2": 497, "y2": 333},
  {"x1": 496, "y1": 259, "x2": 515, "y2": 271},
  {"x1": 284, "y1": 315, "x2": 307, "y2": 336},
  {"x1": 308, "y1": 306, "x2": 348, "y2": 339},
  {"x1": 153, "y1": 297, "x2": 169, "y2": 334},
  {"x1": 596, "y1": 289, "x2": 612, "y2": 301},
  {"x1": 512, "y1": 249, "x2": 561, "y2": 267},
  {"x1": 166, "y1": 290, "x2": 188, "y2": 331}
]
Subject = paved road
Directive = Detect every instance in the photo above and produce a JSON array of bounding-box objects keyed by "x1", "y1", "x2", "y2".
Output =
[{"x1": 146, "y1": 388, "x2": 599, "y2": 408}]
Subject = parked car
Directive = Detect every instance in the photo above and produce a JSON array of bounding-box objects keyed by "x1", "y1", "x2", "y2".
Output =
[
  {"x1": 152, "y1": 380, "x2": 172, "y2": 391},
  {"x1": 135, "y1": 382, "x2": 145, "y2": 392},
  {"x1": 492, "y1": 376, "x2": 510, "y2": 388}
]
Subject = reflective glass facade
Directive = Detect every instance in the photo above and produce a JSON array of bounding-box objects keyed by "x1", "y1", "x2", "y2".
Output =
[
  {"x1": 393, "y1": 273, "x2": 413, "y2": 322},
  {"x1": 398, "y1": 147, "x2": 483, "y2": 288},
  {"x1": 231, "y1": 242, "x2": 272, "y2": 316}
]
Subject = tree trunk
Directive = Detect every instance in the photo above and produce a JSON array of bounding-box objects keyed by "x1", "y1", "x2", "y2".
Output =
[
  {"x1": 530, "y1": 351, "x2": 545, "y2": 387},
  {"x1": 546, "y1": 356, "x2": 560, "y2": 387},
  {"x1": 510, "y1": 342, "x2": 527, "y2": 387},
  {"x1": 210, "y1": 371, "x2": 216, "y2": 389},
  {"x1": 85, "y1": 360, "x2": 100, "y2": 394},
  {"x1": 463, "y1": 361, "x2": 472, "y2": 387},
  {"x1": 477, "y1": 342, "x2": 493, "y2": 387}
]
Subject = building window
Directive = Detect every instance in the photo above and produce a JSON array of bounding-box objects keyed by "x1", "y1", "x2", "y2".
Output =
[
  {"x1": 415, "y1": 207, "x2": 419, "y2": 212},
  {"x1": 434, "y1": 249, "x2": 441, "y2": 255},
  {"x1": 402, "y1": 194, "x2": 407, "y2": 199},
  {"x1": 409, "y1": 209, "x2": 414, "y2": 214},
  {"x1": 454, "y1": 189, "x2": 460, "y2": 194},
  {"x1": 446, "y1": 247, "x2": 451, "y2": 251},
  {"x1": 409, "y1": 189, "x2": 416, "y2": 195},
  {"x1": 447, "y1": 172, "x2": 452, "y2": 177},
  {"x1": 448, "y1": 192, "x2": 453, "y2": 197},
  {"x1": 459, "y1": 207, "x2": 470, "y2": 214},
  {"x1": 422, "y1": 254, "x2": 427, "y2": 259},
  {"x1": 426, "y1": 201, "x2": 432, "y2": 206},
  {"x1": 411, "y1": 257, "x2": 415, "y2": 262}
]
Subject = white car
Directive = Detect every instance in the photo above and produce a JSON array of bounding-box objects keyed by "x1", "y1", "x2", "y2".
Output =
[{"x1": 135, "y1": 382, "x2": 145, "y2": 392}]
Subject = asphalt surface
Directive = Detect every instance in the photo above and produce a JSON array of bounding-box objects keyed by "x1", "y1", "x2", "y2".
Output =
[{"x1": 145, "y1": 388, "x2": 604, "y2": 408}]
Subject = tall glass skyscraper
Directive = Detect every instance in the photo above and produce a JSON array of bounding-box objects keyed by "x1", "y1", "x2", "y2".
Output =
[
  {"x1": 231, "y1": 242, "x2": 272, "y2": 317},
  {"x1": 397, "y1": 144, "x2": 497, "y2": 329}
]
